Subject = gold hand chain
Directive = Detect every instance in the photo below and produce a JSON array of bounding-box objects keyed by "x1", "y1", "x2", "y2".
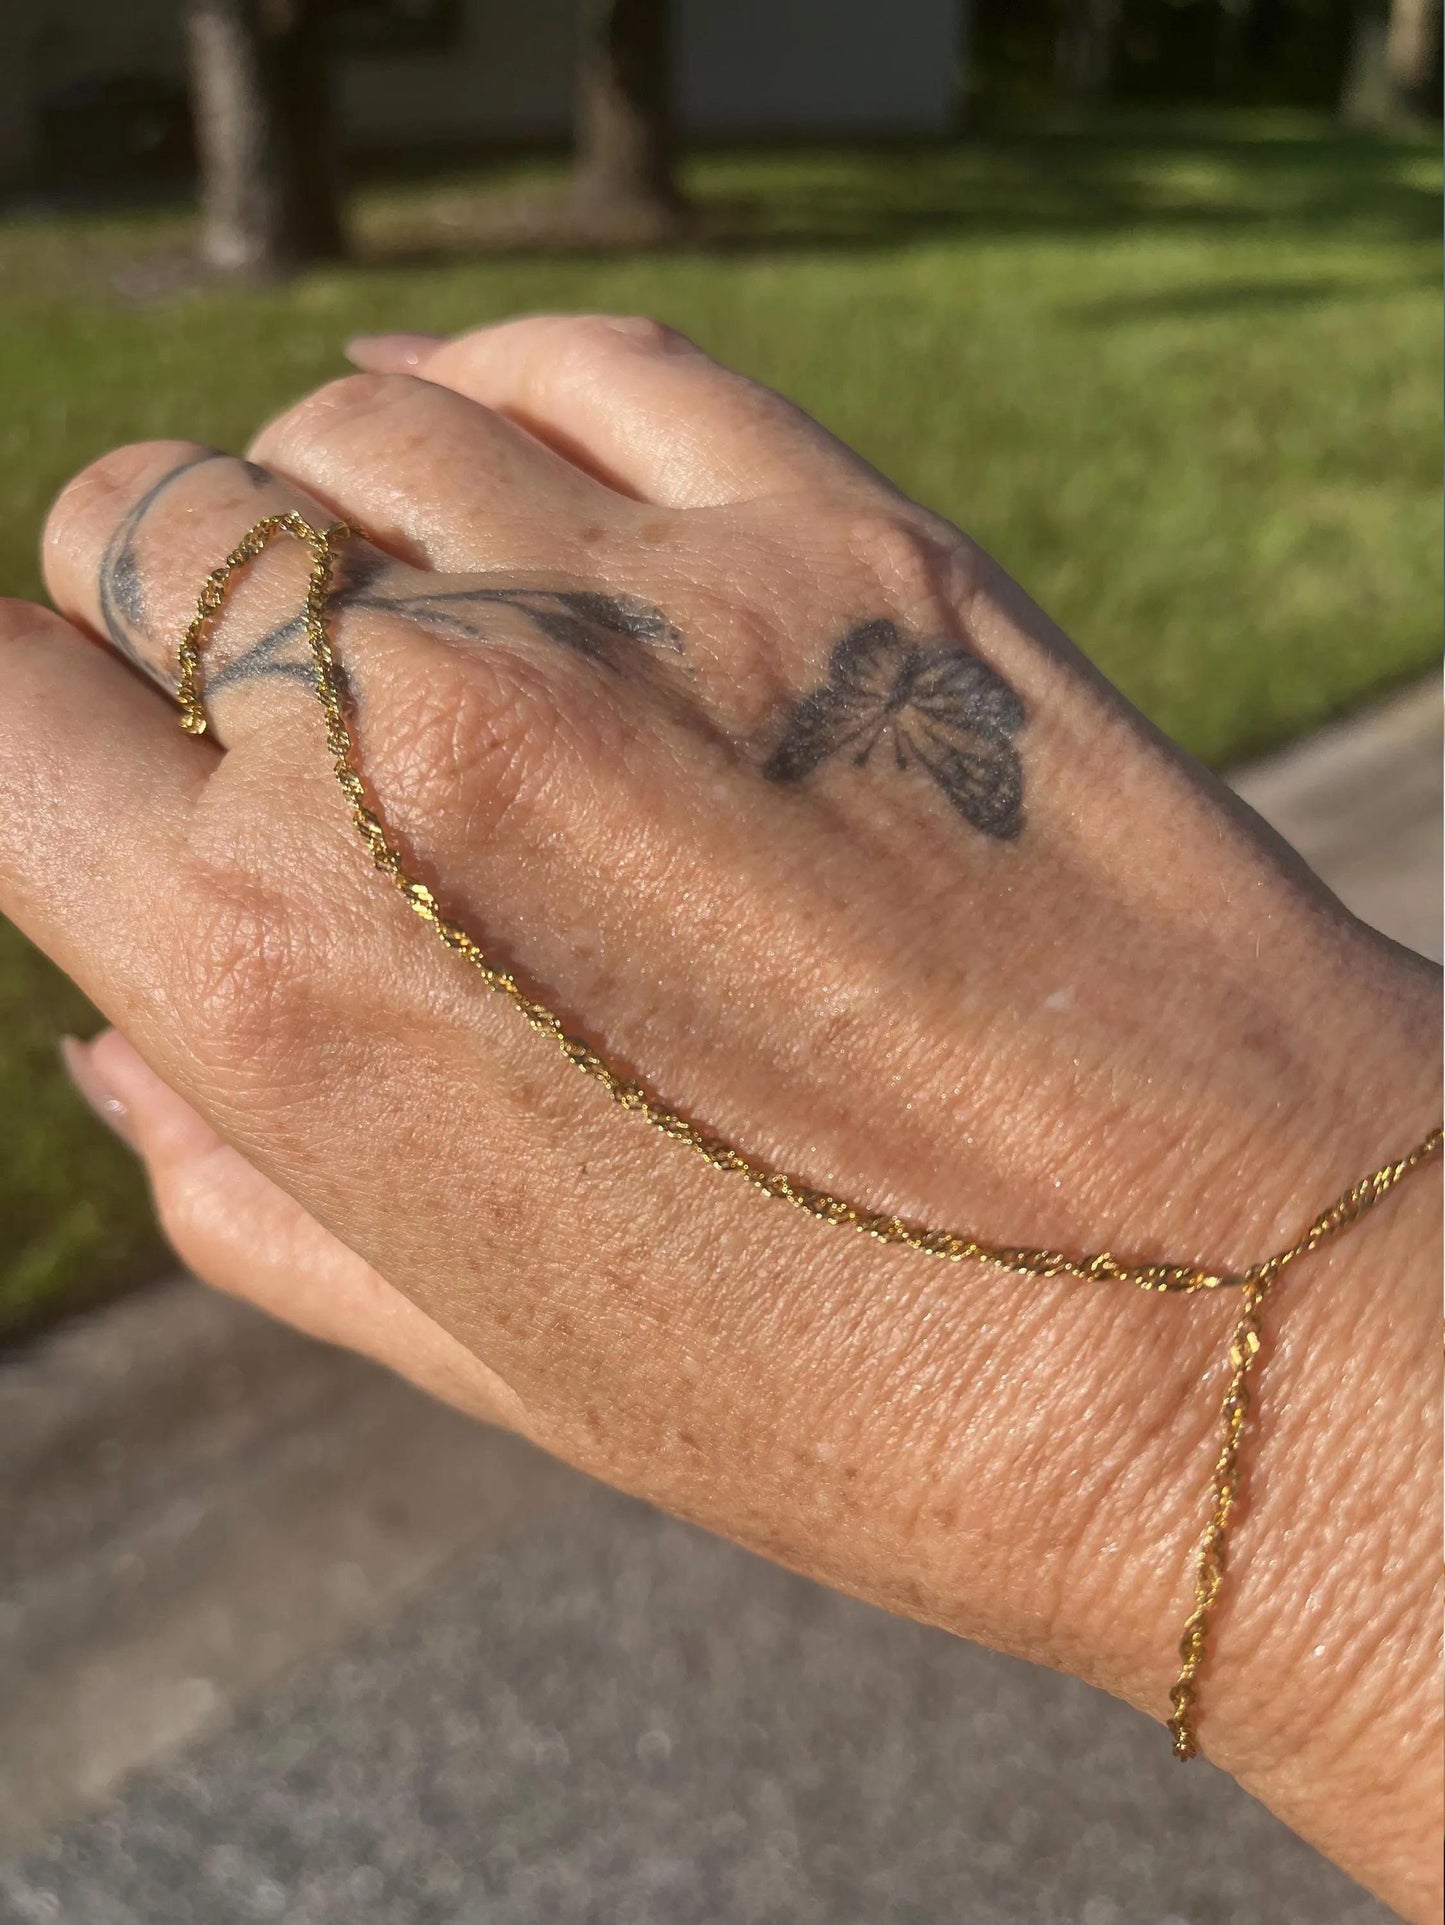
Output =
[{"x1": 177, "y1": 512, "x2": 1443, "y2": 1760}]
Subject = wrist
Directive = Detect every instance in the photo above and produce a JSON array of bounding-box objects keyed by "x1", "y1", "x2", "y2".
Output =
[
  {"x1": 1208, "y1": 1160, "x2": 1442, "y2": 1920},
  {"x1": 881, "y1": 895, "x2": 1442, "y2": 1914},
  {"x1": 1039, "y1": 961, "x2": 1442, "y2": 1919}
]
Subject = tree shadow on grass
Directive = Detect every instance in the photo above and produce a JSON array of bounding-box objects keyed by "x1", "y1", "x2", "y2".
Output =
[
  {"x1": 353, "y1": 124, "x2": 1442, "y2": 272},
  {"x1": 1070, "y1": 269, "x2": 1439, "y2": 324}
]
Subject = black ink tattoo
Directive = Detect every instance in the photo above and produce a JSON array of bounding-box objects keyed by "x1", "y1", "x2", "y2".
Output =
[
  {"x1": 97, "y1": 450, "x2": 227, "y2": 671},
  {"x1": 205, "y1": 610, "x2": 359, "y2": 710},
  {"x1": 208, "y1": 569, "x2": 682, "y2": 697},
  {"x1": 206, "y1": 615, "x2": 309, "y2": 694},
  {"x1": 94, "y1": 462, "x2": 680, "y2": 705},
  {"x1": 764, "y1": 619, "x2": 1026, "y2": 840},
  {"x1": 343, "y1": 578, "x2": 682, "y2": 668}
]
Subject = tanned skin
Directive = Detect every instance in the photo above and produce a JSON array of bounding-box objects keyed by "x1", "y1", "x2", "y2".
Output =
[{"x1": 2, "y1": 317, "x2": 1437, "y2": 1920}]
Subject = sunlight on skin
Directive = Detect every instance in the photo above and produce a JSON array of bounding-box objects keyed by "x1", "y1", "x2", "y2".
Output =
[{"x1": 0, "y1": 311, "x2": 1436, "y2": 1918}]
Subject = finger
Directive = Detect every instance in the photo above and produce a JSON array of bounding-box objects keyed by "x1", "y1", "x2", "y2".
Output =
[
  {"x1": 0, "y1": 598, "x2": 213, "y2": 1004},
  {"x1": 64, "y1": 1029, "x2": 528, "y2": 1428},
  {"x1": 42, "y1": 439, "x2": 408, "y2": 745},
  {"x1": 248, "y1": 371, "x2": 639, "y2": 574},
  {"x1": 346, "y1": 315, "x2": 879, "y2": 509}
]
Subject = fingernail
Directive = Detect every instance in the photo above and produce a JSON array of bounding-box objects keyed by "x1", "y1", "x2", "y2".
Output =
[
  {"x1": 59, "y1": 1035, "x2": 138, "y2": 1152},
  {"x1": 345, "y1": 332, "x2": 442, "y2": 374}
]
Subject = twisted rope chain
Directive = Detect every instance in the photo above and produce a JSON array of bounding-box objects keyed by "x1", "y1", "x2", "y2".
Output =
[{"x1": 177, "y1": 513, "x2": 1443, "y2": 1759}]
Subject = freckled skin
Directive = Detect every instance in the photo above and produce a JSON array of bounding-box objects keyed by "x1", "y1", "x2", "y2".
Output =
[{"x1": 8, "y1": 320, "x2": 1440, "y2": 1922}]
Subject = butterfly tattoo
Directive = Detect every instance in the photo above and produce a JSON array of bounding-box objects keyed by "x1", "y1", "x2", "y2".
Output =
[{"x1": 763, "y1": 619, "x2": 1026, "y2": 840}]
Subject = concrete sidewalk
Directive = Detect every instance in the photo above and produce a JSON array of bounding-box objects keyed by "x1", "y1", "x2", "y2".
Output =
[
  {"x1": 0, "y1": 685, "x2": 1436, "y2": 1925},
  {"x1": 1229, "y1": 680, "x2": 1441, "y2": 962}
]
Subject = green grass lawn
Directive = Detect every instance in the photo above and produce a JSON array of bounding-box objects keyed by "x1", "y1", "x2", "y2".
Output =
[{"x1": 0, "y1": 113, "x2": 1439, "y2": 1336}]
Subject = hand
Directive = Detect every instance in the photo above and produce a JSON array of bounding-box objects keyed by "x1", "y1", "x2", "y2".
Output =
[{"x1": 5, "y1": 317, "x2": 1438, "y2": 1918}]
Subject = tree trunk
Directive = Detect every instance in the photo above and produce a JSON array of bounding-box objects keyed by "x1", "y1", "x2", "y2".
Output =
[
  {"x1": 1055, "y1": 0, "x2": 1125, "y2": 104},
  {"x1": 1214, "y1": 0, "x2": 1255, "y2": 93},
  {"x1": 571, "y1": 0, "x2": 686, "y2": 242},
  {"x1": 1386, "y1": 0, "x2": 1441, "y2": 105},
  {"x1": 956, "y1": 0, "x2": 977, "y2": 130},
  {"x1": 1343, "y1": 0, "x2": 1440, "y2": 123},
  {"x1": 184, "y1": 0, "x2": 345, "y2": 276}
]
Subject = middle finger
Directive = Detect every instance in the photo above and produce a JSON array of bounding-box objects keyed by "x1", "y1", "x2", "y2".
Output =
[{"x1": 247, "y1": 369, "x2": 642, "y2": 572}]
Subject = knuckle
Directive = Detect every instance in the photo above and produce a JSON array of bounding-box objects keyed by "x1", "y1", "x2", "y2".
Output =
[
  {"x1": 586, "y1": 313, "x2": 692, "y2": 353},
  {"x1": 170, "y1": 857, "x2": 314, "y2": 1086},
  {"x1": 44, "y1": 439, "x2": 211, "y2": 553},
  {"x1": 840, "y1": 508, "x2": 969, "y2": 627},
  {"x1": 524, "y1": 314, "x2": 691, "y2": 389},
  {"x1": 253, "y1": 372, "x2": 418, "y2": 461},
  {"x1": 369, "y1": 645, "x2": 577, "y2": 850},
  {"x1": 574, "y1": 311, "x2": 685, "y2": 352},
  {"x1": 0, "y1": 597, "x2": 68, "y2": 649}
]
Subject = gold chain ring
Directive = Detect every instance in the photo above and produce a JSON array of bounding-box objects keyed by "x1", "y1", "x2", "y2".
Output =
[{"x1": 176, "y1": 513, "x2": 1444, "y2": 1760}]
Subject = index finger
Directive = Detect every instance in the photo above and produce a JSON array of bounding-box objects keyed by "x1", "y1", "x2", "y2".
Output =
[{"x1": 42, "y1": 438, "x2": 400, "y2": 752}]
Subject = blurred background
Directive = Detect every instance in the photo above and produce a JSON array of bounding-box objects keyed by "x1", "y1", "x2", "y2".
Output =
[{"x1": 0, "y1": 5, "x2": 1438, "y2": 1921}]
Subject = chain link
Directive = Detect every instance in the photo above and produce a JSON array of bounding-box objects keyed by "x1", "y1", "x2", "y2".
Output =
[{"x1": 177, "y1": 513, "x2": 1443, "y2": 1758}]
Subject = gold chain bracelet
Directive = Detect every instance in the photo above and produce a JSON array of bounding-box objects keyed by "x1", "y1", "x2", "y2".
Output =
[{"x1": 176, "y1": 512, "x2": 1443, "y2": 1761}]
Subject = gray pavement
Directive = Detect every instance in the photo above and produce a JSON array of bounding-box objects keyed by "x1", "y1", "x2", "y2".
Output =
[
  {"x1": 1229, "y1": 680, "x2": 1442, "y2": 963},
  {"x1": 0, "y1": 683, "x2": 1437, "y2": 1925}
]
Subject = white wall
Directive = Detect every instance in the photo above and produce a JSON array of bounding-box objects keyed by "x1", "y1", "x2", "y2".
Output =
[
  {"x1": 339, "y1": 0, "x2": 963, "y2": 147},
  {"x1": 676, "y1": 0, "x2": 962, "y2": 136}
]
